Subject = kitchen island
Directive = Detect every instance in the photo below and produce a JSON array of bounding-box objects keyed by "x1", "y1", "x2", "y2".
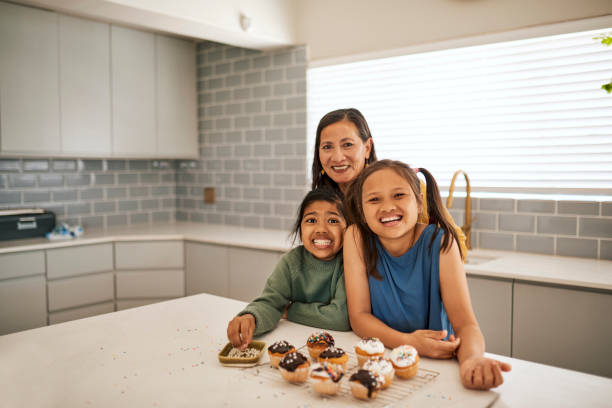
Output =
[{"x1": 1, "y1": 293, "x2": 610, "y2": 407}]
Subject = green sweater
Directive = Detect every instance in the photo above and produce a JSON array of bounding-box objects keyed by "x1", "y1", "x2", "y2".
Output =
[{"x1": 238, "y1": 246, "x2": 351, "y2": 336}]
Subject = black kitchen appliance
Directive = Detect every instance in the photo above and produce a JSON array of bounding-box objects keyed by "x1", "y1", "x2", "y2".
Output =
[{"x1": 0, "y1": 209, "x2": 56, "y2": 241}]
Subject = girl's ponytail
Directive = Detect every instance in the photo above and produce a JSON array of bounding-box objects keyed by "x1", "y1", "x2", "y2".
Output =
[{"x1": 416, "y1": 168, "x2": 464, "y2": 259}]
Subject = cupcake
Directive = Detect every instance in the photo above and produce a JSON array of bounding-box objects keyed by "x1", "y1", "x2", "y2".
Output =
[
  {"x1": 354, "y1": 337, "x2": 385, "y2": 366},
  {"x1": 349, "y1": 369, "x2": 383, "y2": 400},
  {"x1": 363, "y1": 356, "x2": 395, "y2": 389},
  {"x1": 310, "y1": 362, "x2": 344, "y2": 395},
  {"x1": 278, "y1": 351, "x2": 310, "y2": 383},
  {"x1": 390, "y1": 345, "x2": 419, "y2": 379},
  {"x1": 317, "y1": 346, "x2": 349, "y2": 369},
  {"x1": 267, "y1": 340, "x2": 296, "y2": 368},
  {"x1": 306, "y1": 331, "x2": 335, "y2": 359}
]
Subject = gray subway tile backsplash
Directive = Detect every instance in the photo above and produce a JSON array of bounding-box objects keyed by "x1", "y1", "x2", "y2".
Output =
[
  {"x1": 557, "y1": 237, "x2": 598, "y2": 258},
  {"x1": 1, "y1": 40, "x2": 608, "y2": 260},
  {"x1": 579, "y1": 218, "x2": 612, "y2": 239},
  {"x1": 516, "y1": 235, "x2": 554, "y2": 255},
  {"x1": 537, "y1": 216, "x2": 577, "y2": 235}
]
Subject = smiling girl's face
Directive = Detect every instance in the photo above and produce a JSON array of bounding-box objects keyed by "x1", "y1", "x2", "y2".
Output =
[
  {"x1": 362, "y1": 168, "x2": 422, "y2": 243},
  {"x1": 319, "y1": 120, "x2": 372, "y2": 192},
  {"x1": 301, "y1": 200, "x2": 346, "y2": 261}
]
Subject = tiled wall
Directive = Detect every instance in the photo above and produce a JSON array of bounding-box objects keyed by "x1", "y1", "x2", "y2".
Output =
[
  {"x1": 0, "y1": 39, "x2": 610, "y2": 260},
  {"x1": 0, "y1": 158, "x2": 177, "y2": 229},
  {"x1": 446, "y1": 197, "x2": 612, "y2": 260},
  {"x1": 174, "y1": 41, "x2": 308, "y2": 230}
]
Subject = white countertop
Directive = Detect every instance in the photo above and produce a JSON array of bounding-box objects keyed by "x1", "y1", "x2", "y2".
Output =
[
  {"x1": 1, "y1": 222, "x2": 611, "y2": 290},
  {"x1": 1, "y1": 293, "x2": 610, "y2": 408}
]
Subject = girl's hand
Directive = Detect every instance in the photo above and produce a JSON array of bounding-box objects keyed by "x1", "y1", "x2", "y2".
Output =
[
  {"x1": 226, "y1": 314, "x2": 256, "y2": 350},
  {"x1": 460, "y1": 357, "x2": 512, "y2": 390},
  {"x1": 408, "y1": 330, "x2": 460, "y2": 359}
]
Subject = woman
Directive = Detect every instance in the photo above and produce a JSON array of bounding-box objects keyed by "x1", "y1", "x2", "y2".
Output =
[{"x1": 310, "y1": 108, "x2": 467, "y2": 256}]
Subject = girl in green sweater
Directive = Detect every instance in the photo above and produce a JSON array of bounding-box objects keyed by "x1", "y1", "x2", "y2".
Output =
[{"x1": 227, "y1": 188, "x2": 351, "y2": 349}]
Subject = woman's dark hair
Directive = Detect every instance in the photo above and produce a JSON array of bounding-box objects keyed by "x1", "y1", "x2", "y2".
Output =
[
  {"x1": 311, "y1": 108, "x2": 378, "y2": 194},
  {"x1": 344, "y1": 159, "x2": 463, "y2": 279},
  {"x1": 290, "y1": 187, "x2": 346, "y2": 244}
]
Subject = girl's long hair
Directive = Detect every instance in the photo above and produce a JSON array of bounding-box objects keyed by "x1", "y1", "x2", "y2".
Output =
[
  {"x1": 311, "y1": 108, "x2": 378, "y2": 195},
  {"x1": 344, "y1": 159, "x2": 463, "y2": 279}
]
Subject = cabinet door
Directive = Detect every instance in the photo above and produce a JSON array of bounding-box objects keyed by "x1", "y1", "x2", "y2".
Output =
[
  {"x1": 513, "y1": 282, "x2": 612, "y2": 378},
  {"x1": 0, "y1": 2, "x2": 60, "y2": 153},
  {"x1": 185, "y1": 242, "x2": 229, "y2": 297},
  {"x1": 49, "y1": 302, "x2": 114, "y2": 325},
  {"x1": 116, "y1": 269, "x2": 184, "y2": 299},
  {"x1": 156, "y1": 35, "x2": 198, "y2": 158},
  {"x1": 228, "y1": 247, "x2": 282, "y2": 302},
  {"x1": 47, "y1": 244, "x2": 113, "y2": 280},
  {"x1": 466, "y1": 276, "x2": 512, "y2": 356},
  {"x1": 111, "y1": 26, "x2": 156, "y2": 156},
  {"x1": 115, "y1": 241, "x2": 184, "y2": 270},
  {"x1": 47, "y1": 272, "x2": 114, "y2": 312},
  {"x1": 0, "y1": 250, "x2": 45, "y2": 280},
  {"x1": 0, "y1": 276, "x2": 47, "y2": 335},
  {"x1": 59, "y1": 15, "x2": 111, "y2": 155}
]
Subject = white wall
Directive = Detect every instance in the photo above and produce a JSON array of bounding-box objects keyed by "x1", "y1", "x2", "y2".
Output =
[{"x1": 296, "y1": 0, "x2": 612, "y2": 62}]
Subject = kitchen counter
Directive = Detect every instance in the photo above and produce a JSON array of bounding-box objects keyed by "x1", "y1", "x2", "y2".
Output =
[
  {"x1": 1, "y1": 222, "x2": 610, "y2": 291},
  {"x1": 1, "y1": 292, "x2": 610, "y2": 408}
]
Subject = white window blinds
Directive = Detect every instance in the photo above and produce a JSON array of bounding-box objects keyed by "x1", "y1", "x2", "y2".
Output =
[{"x1": 307, "y1": 28, "x2": 612, "y2": 195}]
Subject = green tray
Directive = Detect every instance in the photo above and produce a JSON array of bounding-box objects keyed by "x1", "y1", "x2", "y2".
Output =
[{"x1": 218, "y1": 341, "x2": 266, "y2": 367}]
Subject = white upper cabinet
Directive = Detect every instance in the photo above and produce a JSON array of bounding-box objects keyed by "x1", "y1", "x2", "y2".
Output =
[
  {"x1": 111, "y1": 26, "x2": 157, "y2": 157},
  {"x1": 59, "y1": 15, "x2": 112, "y2": 155},
  {"x1": 156, "y1": 35, "x2": 198, "y2": 158},
  {"x1": 0, "y1": 2, "x2": 60, "y2": 154}
]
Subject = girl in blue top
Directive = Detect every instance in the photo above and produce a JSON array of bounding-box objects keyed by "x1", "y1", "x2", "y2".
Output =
[{"x1": 343, "y1": 159, "x2": 511, "y2": 390}]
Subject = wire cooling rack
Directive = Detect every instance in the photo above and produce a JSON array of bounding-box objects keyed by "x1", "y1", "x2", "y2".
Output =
[{"x1": 242, "y1": 348, "x2": 439, "y2": 407}]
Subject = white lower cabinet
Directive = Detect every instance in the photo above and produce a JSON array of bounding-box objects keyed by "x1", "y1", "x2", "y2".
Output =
[
  {"x1": 0, "y1": 250, "x2": 47, "y2": 334},
  {"x1": 0, "y1": 275, "x2": 47, "y2": 335},
  {"x1": 116, "y1": 299, "x2": 170, "y2": 311},
  {"x1": 47, "y1": 272, "x2": 114, "y2": 312},
  {"x1": 466, "y1": 275, "x2": 512, "y2": 356},
  {"x1": 512, "y1": 282, "x2": 612, "y2": 378},
  {"x1": 116, "y1": 270, "x2": 184, "y2": 299},
  {"x1": 49, "y1": 302, "x2": 114, "y2": 325},
  {"x1": 185, "y1": 242, "x2": 229, "y2": 297},
  {"x1": 115, "y1": 241, "x2": 185, "y2": 304},
  {"x1": 227, "y1": 247, "x2": 282, "y2": 302}
]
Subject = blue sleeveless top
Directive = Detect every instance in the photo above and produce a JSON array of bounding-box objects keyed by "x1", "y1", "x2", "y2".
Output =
[{"x1": 368, "y1": 224, "x2": 453, "y2": 337}]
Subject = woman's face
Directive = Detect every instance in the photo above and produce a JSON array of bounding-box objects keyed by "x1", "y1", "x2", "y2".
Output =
[
  {"x1": 300, "y1": 200, "x2": 346, "y2": 261},
  {"x1": 319, "y1": 120, "x2": 372, "y2": 191}
]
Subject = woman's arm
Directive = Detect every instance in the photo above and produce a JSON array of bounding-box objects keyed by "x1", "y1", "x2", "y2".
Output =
[
  {"x1": 439, "y1": 239, "x2": 511, "y2": 389},
  {"x1": 344, "y1": 226, "x2": 459, "y2": 357}
]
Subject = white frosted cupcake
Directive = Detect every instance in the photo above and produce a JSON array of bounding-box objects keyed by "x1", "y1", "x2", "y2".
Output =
[
  {"x1": 354, "y1": 337, "x2": 385, "y2": 366},
  {"x1": 309, "y1": 363, "x2": 344, "y2": 395},
  {"x1": 390, "y1": 345, "x2": 419, "y2": 379},
  {"x1": 363, "y1": 356, "x2": 395, "y2": 389}
]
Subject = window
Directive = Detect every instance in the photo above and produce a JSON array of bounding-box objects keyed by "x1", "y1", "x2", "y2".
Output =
[{"x1": 307, "y1": 24, "x2": 612, "y2": 197}]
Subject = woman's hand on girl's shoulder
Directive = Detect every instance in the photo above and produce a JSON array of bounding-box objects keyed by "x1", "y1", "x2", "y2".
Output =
[
  {"x1": 460, "y1": 356, "x2": 512, "y2": 390},
  {"x1": 408, "y1": 329, "x2": 460, "y2": 359}
]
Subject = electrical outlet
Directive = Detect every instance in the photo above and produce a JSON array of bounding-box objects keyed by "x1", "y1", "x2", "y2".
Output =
[{"x1": 204, "y1": 187, "x2": 215, "y2": 204}]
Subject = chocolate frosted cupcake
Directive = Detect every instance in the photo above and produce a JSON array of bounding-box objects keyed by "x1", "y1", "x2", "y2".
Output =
[
  {"x1": 267, "y1": 340, "x2": 295, "y2": 368},
  {"x1": 306, "y1": 331, "x2": 335, "y2": 359},
  {"x1": 278, "y1": 351, "x2": 310, "y2": 383},
  {"x1": 318, "y1": 345, "x2": 348, "y2": 369},
  {"x1": 349, "y1": 369, "x2": 383, "y2": 400},
  {"x1": 310, "y1": 362, "x2": 344, "y2": 395}
]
